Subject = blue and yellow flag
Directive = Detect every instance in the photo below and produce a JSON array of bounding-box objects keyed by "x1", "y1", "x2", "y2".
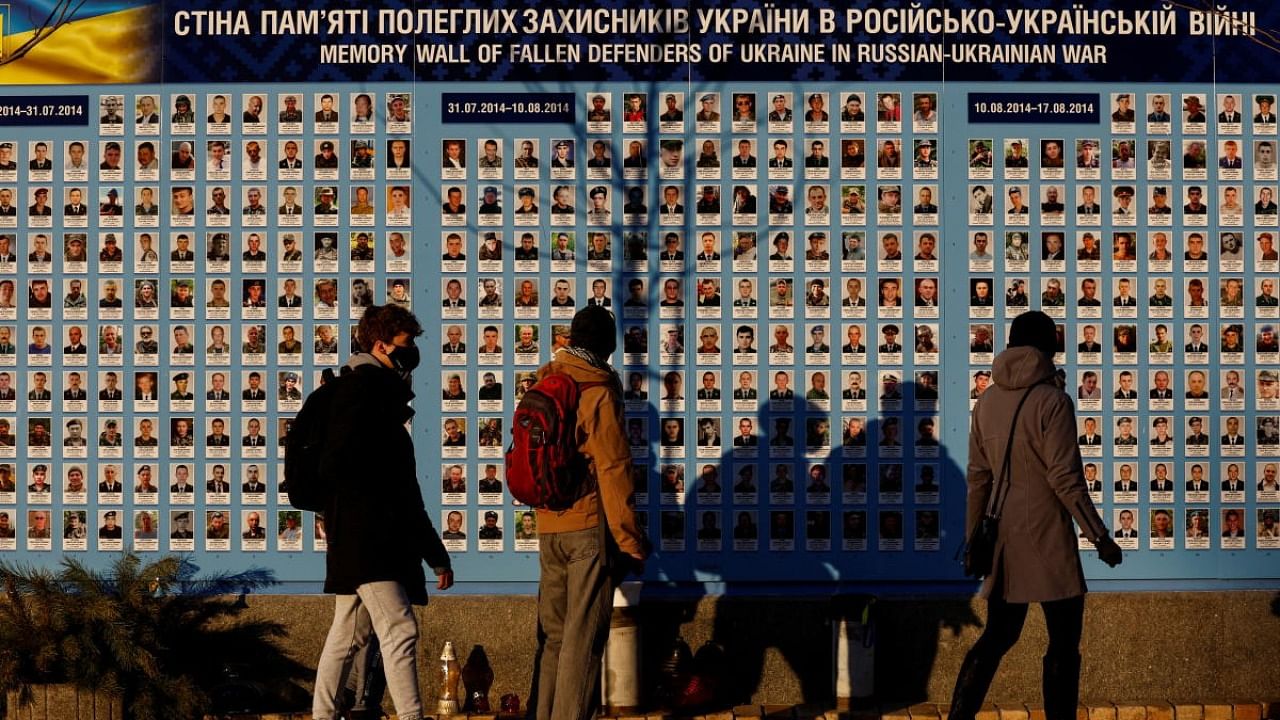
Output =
[{"x1": 0, "y1": 0, "x2": 157, "y2": 84}]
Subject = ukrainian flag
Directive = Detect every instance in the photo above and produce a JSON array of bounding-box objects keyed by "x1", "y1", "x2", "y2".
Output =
[{"x1": 0, "y1": 0, "x2": 157, "y2": 84}]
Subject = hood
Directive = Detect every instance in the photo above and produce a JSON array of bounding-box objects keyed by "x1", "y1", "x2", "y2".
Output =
[
  {"x1": 343, "y1": 352, "x2": 383, "y2": 373},
  {"x1": 992, "y1": 346, "x2": 1056, "y2": 390}
]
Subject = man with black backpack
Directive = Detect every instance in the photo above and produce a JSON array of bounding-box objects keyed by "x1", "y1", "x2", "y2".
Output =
[
  {"x1": 301, "y1": 304, "x2": 454, "y2": 720},
  {"x1": 519, "y1": 305, "x2": 648, "y2": 720}
]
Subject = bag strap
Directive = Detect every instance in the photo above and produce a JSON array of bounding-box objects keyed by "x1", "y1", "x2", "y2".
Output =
[{"x1": 984, "y1": 384, "x2": 1039, "y2": 521}]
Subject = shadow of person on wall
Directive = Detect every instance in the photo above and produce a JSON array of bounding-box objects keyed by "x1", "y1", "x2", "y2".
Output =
[{"x1": 639, "y1": 380, "x2": 980, "y2": 710}]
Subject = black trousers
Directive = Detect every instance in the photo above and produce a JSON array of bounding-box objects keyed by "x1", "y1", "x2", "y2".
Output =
[
  {"x1": 971, "y1": 594, "x2": 1084, "y2": 663},
  {"x1": 950, "y1": 594, "x2": 1085, "y2": 720}
]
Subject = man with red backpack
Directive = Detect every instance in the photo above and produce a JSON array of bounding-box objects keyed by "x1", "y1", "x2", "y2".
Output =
[{"x1": 521, "y1": 305, "x2": 648, "y2": 720}]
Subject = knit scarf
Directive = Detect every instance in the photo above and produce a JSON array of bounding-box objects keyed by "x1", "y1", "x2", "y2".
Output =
[{"x1": 561, "y1": 345, "x2": 611, "y2": 373}]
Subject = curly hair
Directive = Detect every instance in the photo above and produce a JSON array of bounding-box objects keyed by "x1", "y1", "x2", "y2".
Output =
[{"x1": 356, "y1": 304, "x2": 422, "y2": 352}]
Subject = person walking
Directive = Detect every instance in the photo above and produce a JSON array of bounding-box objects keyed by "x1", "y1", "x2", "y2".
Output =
[
  {"x1": 529, "y1": 305, "x2": 649, "y2": 720},
  {"x1": 950, "y1": 311, "x2": 1122, "y2": 720},
  {"x1": 311, "y1": 305, "x2": 454, "y2": 720}
]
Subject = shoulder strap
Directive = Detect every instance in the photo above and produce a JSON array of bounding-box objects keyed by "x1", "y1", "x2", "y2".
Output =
[{"x1": 984, "y1": 384, "x2": 1040, "y2": 521}]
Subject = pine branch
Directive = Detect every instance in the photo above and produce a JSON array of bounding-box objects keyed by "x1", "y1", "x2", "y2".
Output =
[{"x1": 0, "y1": 552, "x2": 300, "y2": 720}]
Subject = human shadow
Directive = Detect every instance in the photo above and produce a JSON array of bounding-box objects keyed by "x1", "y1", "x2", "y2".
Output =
[{"x1": 637, "y1": 381, "x2": 979, "y2": 710}]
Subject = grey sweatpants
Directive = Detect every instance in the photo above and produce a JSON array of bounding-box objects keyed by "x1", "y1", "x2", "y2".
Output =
[
  {"x1": 312, "y1": 581, "x2": 422, "y2": 720},
  {"x1": 530, "y1": 524, "x2": 617, "y2": 720}
]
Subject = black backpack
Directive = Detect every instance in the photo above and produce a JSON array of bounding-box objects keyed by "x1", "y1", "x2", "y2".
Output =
[{"x1": 284, "y1": 369, "x2": 340, "y2": 511}]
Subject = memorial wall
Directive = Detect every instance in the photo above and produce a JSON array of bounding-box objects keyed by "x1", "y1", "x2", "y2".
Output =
[{"x1": 0, "y1": 0, "x2": 1275, "y2": 591}]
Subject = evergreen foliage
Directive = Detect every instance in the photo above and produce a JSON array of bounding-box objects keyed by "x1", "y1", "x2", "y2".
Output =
[{"x1": 0, "y1": 553, "x2": 310, "y2": 719}]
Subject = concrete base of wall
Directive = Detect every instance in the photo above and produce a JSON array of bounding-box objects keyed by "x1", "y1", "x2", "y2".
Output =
[{"x1": 224, "y1": 591, "x2": 1280, "y2": 711}]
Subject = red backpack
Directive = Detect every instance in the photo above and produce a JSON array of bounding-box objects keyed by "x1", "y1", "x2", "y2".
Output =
[{"x1": 506, "y1": 373, "x2": 606, "y2": 510}]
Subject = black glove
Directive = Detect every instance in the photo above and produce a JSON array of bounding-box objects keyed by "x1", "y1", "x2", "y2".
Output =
[
  {"x1": 1095, "y1": 535, "x2": 1123, "y2": 567},
  {"x1": 624, "y1": 553, "x2": 646, "y2": 577},
  {"x1": 638, "y1": 534, "x2": 655, "y2": 560},
  {"x1": 610, "y1": 552, "x2": 645, "y2": 584}
]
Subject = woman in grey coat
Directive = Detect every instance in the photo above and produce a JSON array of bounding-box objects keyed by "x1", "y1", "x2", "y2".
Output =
[{"x1": 950, "y1": 311, "x2": 1122, "y2": 720}]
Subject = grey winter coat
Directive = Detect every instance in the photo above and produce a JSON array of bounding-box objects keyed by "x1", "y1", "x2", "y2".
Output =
[{"x1": 967, "y1": 346, "x2": 1109, "y2": 602}]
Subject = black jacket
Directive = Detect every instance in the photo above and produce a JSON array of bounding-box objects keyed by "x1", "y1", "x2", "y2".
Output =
[{"x1": 320, "y1": 359, "x2": 451, "y2": 603}]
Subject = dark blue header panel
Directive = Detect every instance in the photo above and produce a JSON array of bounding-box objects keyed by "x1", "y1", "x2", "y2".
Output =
[
  {"x1": 440, "y1": 93, "x2": 576, "y2": 124},
  {"x1": 967, "y1": 93, "x2": 1101, "y2": 125},
  {"x1": 0, "y1": 96, "x2": 91, "y2": 126},
  {"x1": 158, "y1": 1, "x2": 1280, "y2": 84}
]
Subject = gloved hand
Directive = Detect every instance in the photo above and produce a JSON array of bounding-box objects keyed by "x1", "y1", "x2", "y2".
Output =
[
  {"x1": 638, "y1": 534, "x2": 654, "y2": 560},
  {"x1": 624, "y1": 553, "x2": 646, "y2": 577},
  {"x1": 1095, "y1": 535, "x2": 1123, "y2": 567},
  {"x1": 610, "y1": 552, "x2": 645, "y2": 583}
]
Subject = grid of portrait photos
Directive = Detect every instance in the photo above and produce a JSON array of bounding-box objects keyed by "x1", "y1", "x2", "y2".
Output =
[
  {"x1": 437, "y1": 88, "x2": 946, "y2": 556},
  {"x1": 0, "y1": 90, "x2": 415, "y2": 554},
  {"x1": 2, "y1": 86, "x2": 1278, "y2": 572},
  {"x1": 965, "y1": 91, "x2": 1280, "y2": 553}
]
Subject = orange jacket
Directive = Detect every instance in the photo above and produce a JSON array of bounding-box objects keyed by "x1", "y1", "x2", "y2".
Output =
[{"x1": 534, "y1": 351, "x2": 647, "y2": 560}]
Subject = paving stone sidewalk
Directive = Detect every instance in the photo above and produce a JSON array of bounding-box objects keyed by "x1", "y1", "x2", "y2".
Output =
[{"x1": 191, "y1": 701, "x2": 1280, "y2": 720}]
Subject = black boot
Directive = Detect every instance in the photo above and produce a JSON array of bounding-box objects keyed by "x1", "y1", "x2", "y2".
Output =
[
  {"x1": 947, "y1": 649, "x2": 1001, "y2": 720},
  {"x1": 1042, "y1": 652, "x2": 1081, "y2": 720}
]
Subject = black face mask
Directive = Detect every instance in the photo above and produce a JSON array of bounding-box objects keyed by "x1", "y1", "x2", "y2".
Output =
[{"x1": 386, "y1": 343, "x2": 420, "y2": 381}]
